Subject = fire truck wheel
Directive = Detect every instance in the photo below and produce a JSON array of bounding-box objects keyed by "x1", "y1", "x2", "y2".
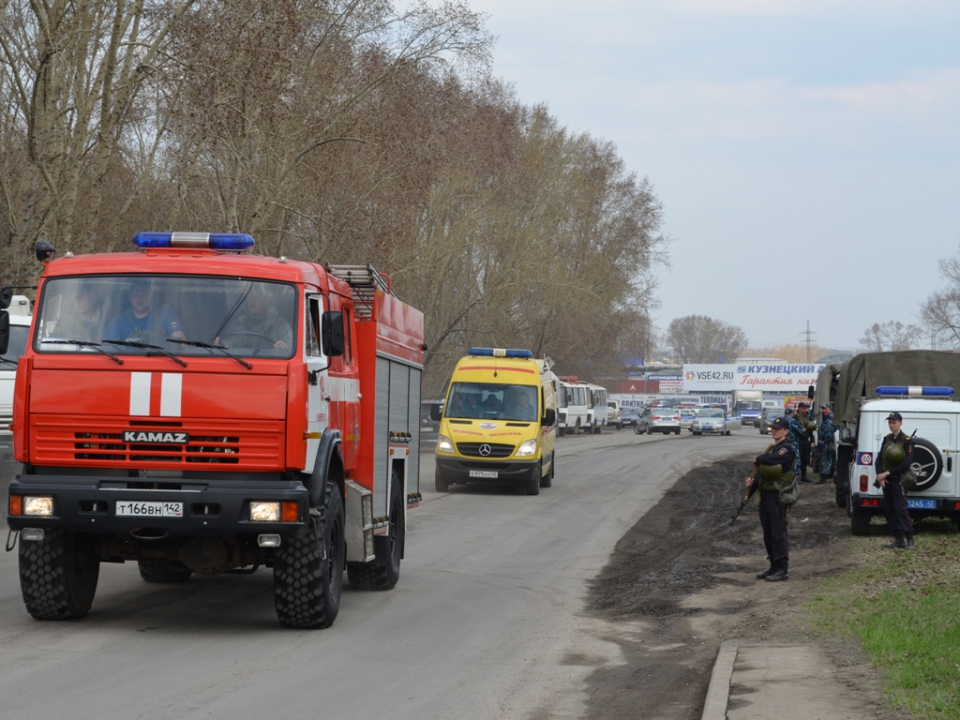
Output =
[
  {"x1": 435, "y1": 469, "x2": 450, "y2": 492},
  {"x1": 273, "y1": 481, "x2": 344, "y2": 629},
  {"x1": 137, "y1": 560, "x2": 192, "y2": 583},
  {"x1": 347, "y1": 473, "x2": 403, "y2": 591},
  {"x1": 19, "y1": 528, "x2": 100, "y2": 620}
]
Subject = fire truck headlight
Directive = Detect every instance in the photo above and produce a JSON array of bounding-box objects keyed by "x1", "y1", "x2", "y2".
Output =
[
  {"x1": 250, "y1": 501, "x2": 281, "y2": 522},
  {"x1": 436, "y1": 435, "x2": 454, "y2": 454},
  {"x1": 23, "y1": 496, "x2": 54, "y2": 516},
  {"x1": 516, "y1": 439, "x2": 537, "y2": 457}
]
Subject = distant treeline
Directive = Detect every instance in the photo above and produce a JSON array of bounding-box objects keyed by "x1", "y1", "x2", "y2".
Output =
[{"x1": 0, "y1": 1, "x2": 668, "y2": 392}]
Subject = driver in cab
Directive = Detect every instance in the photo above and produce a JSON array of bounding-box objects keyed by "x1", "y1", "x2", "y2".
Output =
[{"x1": 218, "y1": 284, "x2": 293, "y2": 350}]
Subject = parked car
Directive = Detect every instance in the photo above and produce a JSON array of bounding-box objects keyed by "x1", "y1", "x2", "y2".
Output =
[
  {"x1": 758, "y1": 407, "x2": 785, "y2": 434},
  {"x1": 691, "y1": 408, "x2": 734, "y2": 436},
  {"x1": 636, "y1": 407, "x2": 681, "y2": 435},
  {"x1": 680, "y1": 408, "x2": 697, "y2": 431},
  {"x1": 607, "y1": 400, "x2": 623, "y2": 429},
  {"x1": 620, "y1": 407, "x2": 641, "y2": 427}
]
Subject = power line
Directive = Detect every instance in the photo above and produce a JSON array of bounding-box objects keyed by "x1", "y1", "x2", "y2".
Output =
[{"x1": 800, "y1": 320, "x2": 817, "y2": 362}]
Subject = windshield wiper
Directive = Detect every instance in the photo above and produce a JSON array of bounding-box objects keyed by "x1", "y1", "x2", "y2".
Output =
[
  {"x1": 0, "y1": 356, "x2": 17, "y2": 366},
  {"x1": 101, "y1": 339, "x2": 187, "y2": 367},
  {"x1": 41, "y1": 339, "x2": 124, "y2": 365},
  {"x1": 167, "y1": 338, "x2": 252, "y2": 370}
]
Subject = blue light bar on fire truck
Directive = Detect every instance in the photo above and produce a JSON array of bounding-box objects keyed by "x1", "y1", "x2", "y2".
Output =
[
  {"x1": 875, "y1": 386, "x2": 955, "y2": 397},
  {"x1": 468, "y1": 347, "x2": 533, "y2": 358},
  {"x1": 132, "y1": 232, "x2": 255, "y2": 251}
]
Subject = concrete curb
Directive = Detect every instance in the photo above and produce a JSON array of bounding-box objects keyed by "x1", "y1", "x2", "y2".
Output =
[{"x1": 701, "y1": 639, "x2": 738, "y2": 720}]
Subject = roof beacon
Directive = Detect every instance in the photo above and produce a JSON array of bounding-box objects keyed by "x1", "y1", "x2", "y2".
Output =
[
  {"x1": 132, "y1": 232, "x2": 255, "y2": 251},
  {"x1": 468, "y1": 347, "x2": 533, "y2": 359},
  {"x1": 875, "y1": 386, "x2": 955, "y2": 398}
]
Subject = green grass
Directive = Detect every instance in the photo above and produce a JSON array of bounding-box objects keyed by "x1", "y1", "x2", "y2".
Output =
[{"x1": 808, "y1": 519, "x2": 960, "y2": 719}]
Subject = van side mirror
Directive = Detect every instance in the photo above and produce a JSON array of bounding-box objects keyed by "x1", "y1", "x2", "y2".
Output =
[
  {"x1": 544, "y1": 408, "x2": 556, "y2": 426},
  {"x1": 807, "y1": 384, "x2": 815, "y2": 399},
  {"x1": 429, "y1": 404, "x2": 442, "y2": 422},
  {"x1": 0, "y1": 311, "x2": 9, "y2": 355},
  {"x1": 321, "y1": 311, "x2": 345, "y2": 357}
]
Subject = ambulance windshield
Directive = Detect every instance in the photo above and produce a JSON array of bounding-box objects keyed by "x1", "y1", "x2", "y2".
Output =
[
  {"x1": 446, "y1": 382, "x2": 539, "y2": 421},
  {"x1": 34, "y1": 275, "x2": 298, "y2": 359}
]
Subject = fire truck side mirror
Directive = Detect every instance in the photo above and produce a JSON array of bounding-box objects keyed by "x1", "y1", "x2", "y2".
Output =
[
  {"x1": 0, "y1": 311, "x2": 9, "y2": 356},
  {"x1": 543, "y1": 408, "x2": 556, "y2": 426},
  {"x1": 429, "y1": 404, "x2": 442, "y2": 422},
  {"x1": 321, "y1": 311, "x2": 345, "y2": 357}
]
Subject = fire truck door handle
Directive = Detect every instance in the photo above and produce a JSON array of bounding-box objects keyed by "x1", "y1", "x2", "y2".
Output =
[{"x1": 308, "y1": 369, "x2": 319, "y2": 385}]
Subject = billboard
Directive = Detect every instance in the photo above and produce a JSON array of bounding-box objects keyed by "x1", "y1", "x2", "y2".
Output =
[
  {"x1": 683, "y1": 364, "x2": 736, "y2": 392},
  {"x1": 734, "y1": 363, "x2": 826, "y2": 392}
]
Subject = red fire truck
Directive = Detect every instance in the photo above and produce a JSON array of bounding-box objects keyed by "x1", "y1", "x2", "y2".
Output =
[{"x1": 2, "y1": 233, "x2": 424, "y2": 628}]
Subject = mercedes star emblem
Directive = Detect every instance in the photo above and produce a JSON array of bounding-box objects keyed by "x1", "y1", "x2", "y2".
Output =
[{"x1": 479, "y1": 443, "x2": 492, "y2": 457}]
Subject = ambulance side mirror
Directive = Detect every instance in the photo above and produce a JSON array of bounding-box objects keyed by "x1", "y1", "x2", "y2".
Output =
[
  {"x1": 0, "y1": 311, "x2": 9, "y2": 356},
  {"x1": 543, "y1": 408, "x2": 556, "y2": 426},
  {"x1": 429, "y1": 404, "x2": 442, "y2": 422},
  {"x1": 321, "y1": 311, "x2": 345, "y2": 357}
]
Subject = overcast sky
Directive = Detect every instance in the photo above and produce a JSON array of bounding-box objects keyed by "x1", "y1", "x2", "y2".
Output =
[{"x1": 461, "y1": 0, "x2": 960, "y2": 351}]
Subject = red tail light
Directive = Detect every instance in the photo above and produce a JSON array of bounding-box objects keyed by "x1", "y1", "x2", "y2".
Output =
[{"x1": 859, "y1": 475, "x2": 868, "y2": 492}]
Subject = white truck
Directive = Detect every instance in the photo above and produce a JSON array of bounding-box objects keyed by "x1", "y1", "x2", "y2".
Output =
[
  {"x1": 0, "y1": 295, "x2": 32, "y2": 459},
  {"x1": 731, "y1": 389, "x2": 763, "y2": 426}
]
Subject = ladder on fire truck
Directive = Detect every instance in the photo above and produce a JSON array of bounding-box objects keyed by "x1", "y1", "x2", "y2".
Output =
[{"x1": 325, "y1": 263, "x2": 393, "y2": 318}]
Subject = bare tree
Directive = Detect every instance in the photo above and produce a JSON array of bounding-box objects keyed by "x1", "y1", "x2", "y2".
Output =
[
  {"x1": 667, "y1": 315, "x2": 746, "y2": 363},
  {"x1": 859, "y1": 321, "x2": 923, "y2": 352},
  {"x1": 921, "y1": 249, "x2": 960, "y2": 349}
]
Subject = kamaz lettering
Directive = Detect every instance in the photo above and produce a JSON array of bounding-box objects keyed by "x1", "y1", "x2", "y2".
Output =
[{"x1": 123, "y1": 431, "x2": 189, "y2": 444}]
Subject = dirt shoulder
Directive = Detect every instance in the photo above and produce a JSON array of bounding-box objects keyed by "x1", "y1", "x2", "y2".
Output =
[{"x1": 582, "y1": 455, "x2": 907, "y2": 720}]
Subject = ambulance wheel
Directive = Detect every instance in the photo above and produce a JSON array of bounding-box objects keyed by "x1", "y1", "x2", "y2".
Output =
[
  {"x1": 851, "y1": 508, "x2": 872, "y2": 536},
  {"x1": 435, "y1": 469, "x2": 450, "y2": 492},
  {"x1": 19, "y1": 528, "x2": 100, "y2": 620},
  {"x1": 541, "y1": 458, "x2": 553, "y2": 488},
  {"x1": 138, "y1": 560, "x2": 192, "y2": 583},
  {"x1": 526, "y1": 464, "x2": 541, "y2": 496},
  {"x1": 348, "y1": 473, "x2": 403, "y2": 590},
  {"x1": 273, "y1": 480, "x2": 344, "y2": 629}
]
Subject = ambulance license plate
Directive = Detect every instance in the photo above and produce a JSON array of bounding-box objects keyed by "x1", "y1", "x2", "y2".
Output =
[
  {"x1": 907, "y1": 499, "x2": 937, "y2": 510},
  {"x1": 469, "y1": 470, "x2": 498, "y2": 479},
  {"x1": 116, "y1": 501, "x2": 183, "y2": 518}
]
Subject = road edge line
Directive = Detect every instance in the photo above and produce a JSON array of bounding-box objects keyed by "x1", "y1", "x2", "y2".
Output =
[{"x1": 701, "y1": 639, "x2": 738, "y2": 720}]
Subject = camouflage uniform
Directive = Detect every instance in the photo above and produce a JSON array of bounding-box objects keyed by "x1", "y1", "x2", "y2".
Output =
[
  {"x1": 785, "y1": 413, "x2": 806, "y2": 480},
  {"x1": 818, "y1": 412, "x2": 838, "y2": 478}
]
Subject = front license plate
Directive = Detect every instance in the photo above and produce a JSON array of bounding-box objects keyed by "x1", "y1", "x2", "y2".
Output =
[
  {"x1": 907, "y1": 499, "x2": 937, "y2": 510},
  {"x1": 116, "y1": 501, "x2": 183, "y2": 518},
  {"x1": 469, "y1": 470, "x2": 499, "y2": 479}
]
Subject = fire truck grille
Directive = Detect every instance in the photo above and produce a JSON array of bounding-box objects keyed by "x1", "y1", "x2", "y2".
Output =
[
  {"x1": 73, "y1": 433, "x2": 242, "y2": 463},
  {"x1": 456, "y1": 442, "x2": 515, "y2": 458}
]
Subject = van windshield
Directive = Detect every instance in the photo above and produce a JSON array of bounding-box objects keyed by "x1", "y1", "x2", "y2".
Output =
[
  {"x1": 736, "y1": 401, "x2": 762, "y2": 411},
  {"x1": 34, "y1": 275, "x2": 298, "y2": 359},
  {"x1": 446, "y1": 382, "x2": 539, "y2": 421}
]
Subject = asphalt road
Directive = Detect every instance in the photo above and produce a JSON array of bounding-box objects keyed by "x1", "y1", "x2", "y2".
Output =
[{"x1": 0, "y1": 425, "x2": 767, "y2": 720}]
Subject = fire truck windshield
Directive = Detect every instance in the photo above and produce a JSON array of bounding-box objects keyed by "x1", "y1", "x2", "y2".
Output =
[
  {"x1": 34, "y1": 275, "x2": 298, "y2": 359},
  {"x1": 446, "y1": 382, "x2": 539, "y2": 421}
]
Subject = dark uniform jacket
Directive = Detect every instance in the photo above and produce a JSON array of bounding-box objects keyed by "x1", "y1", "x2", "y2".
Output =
[
  {"x1": 755, "y1": 439, "x2": 797, "y2": 493},
  {"x1": 875, "y1": 432, "x2": 915, "y2": 480}
]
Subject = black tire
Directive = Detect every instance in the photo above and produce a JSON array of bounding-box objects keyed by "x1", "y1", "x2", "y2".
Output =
[
  {"x1": 574, "y1": 419, "x2": 581, "y2": 435},
  {"x1": 675, "y1": 428, "x2": 680, "y2": 435},
  {"x1": 541, "y1": 455, "x2": 553, "y2": 488},
  {"x1": 558, "y1": 426, "x2": 565, "y2": 437},
  {"x1": 593, "y1": 422, "x2": 601, "y2": 435},
  {"x1": 348, "y1": 472, "x2": 403, "y2": 591},
  {"x1": 693, "y1": 430, "x2": 701, "y2": 436},
  {"x1": 633, "y1": 425, "x2": 641, "y2": 435},
  {"x1": 138, "y1": 560, "x2": 192, "y2": 583},
  {"x1": 526, "y1": 463, "x2": 541, "y2": 496},
  {"x1": 835, "y1": 477, "x2": 848, "y2": 509},
  {"x1": 911, "y1": 437, "x2": 944, "y2": 491},
  {"x1": 646, "y1": 426, "x2": 652, "y2": 435},
  {"x1": 617, "y1": 422, "x2": 623, "y2": 430},
  {"x1": 851, "y1": 508, "x2": 872, "y2": 536},
  {"x1": 435, "y1": 468, "x2": 450, "y2": 492},
  {"x1": 19, "y1": 528, "x2": 100, "y2": 620},
  {"x1": 274, "y1": 480, "x2": 344, "y2": 629}
]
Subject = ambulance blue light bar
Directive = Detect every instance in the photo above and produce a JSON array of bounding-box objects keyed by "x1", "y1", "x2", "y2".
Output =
[
  {"x1": 133, "y1": 232, "x2": 255, "y2": 251},
  {"x1": 468, "y1": 347, "x2": 533, "y2": 358},
  {"x1": 876, "y1": 386, "x2": 954, "y2": 397}
]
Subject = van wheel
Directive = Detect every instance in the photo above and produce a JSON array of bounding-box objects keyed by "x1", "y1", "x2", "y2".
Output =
[
  {"x1": 851, "y1": 508, "x2": 872, "y2": 536},
  {"x1": 19, "y1": 529, "x2": 100, "y2": 620},
  {"x1": 541, "y1": 457, "x2": 553, "y2": 488},
  {"x1": 435, "y1": 469, "x2": 449, "y2": 492},
  {"x1": 526, "y1": 464, "x2": 541, "y2": 496}
]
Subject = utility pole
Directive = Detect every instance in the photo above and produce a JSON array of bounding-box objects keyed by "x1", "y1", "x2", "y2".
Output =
[{"x1": 800, "y1": 321, "x2": 816, "y2": 362}]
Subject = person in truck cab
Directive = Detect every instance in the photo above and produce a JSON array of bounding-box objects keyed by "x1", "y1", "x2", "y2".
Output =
[
  {"x1": 104, "y1": 278, "x2": 186, "y2": 344},
  {"x1": 56, "y1": 282, "x2": 104, "y2": 341},
  {"x1": 218, "y1": 283, "x2": 293, "y2": 350},
  {"x1": 505, "y1": 389, "x2": 536, "y2": 421}
]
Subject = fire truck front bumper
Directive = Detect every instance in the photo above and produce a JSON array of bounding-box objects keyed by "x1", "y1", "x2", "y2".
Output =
[
  {"x1": 6, "y1": 473, "x2": 310, "y2": 537},
  {"x1": 435, "y1": 457, "x2": 540, "y2": 487}
]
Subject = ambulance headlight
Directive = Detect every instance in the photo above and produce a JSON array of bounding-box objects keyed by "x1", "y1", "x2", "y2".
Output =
[
  {"x1": 516, "y1": 439, "x2": 537, "y2": 457},
  {"x1": 23, "y1": 496, "x2": 54, "y2": 516},
  {"x1": 436, "y1": 435, "x2": 454, "y2": 454},
  {"x1": 249, "y1": 501, "x2": 280, "y2": 522}
]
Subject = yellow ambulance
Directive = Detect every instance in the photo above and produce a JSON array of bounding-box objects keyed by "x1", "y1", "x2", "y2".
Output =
[{"x1": 433, "y1": 348, "x2": 557, "y2": 495}]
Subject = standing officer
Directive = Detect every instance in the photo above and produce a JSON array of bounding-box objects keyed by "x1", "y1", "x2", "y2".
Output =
[
  {"x1": 745, "y1": 416, "x2": 796, "y2": 582},
  {"x1": 818, "y1": 403, "x2": 838, "y2": 481},
  {"x1": 784, "y1": 407, "x2": 806, "y2": 482},
  {"x1": 874, "y1": 412, "x2": 916, "y2": 550},
  {"x1": 796, "y1": 402, "x2": 816, "y2": 483}
]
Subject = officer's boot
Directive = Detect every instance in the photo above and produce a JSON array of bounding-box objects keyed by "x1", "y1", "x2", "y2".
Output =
[
  {"x1": 883, "y1": 536, "x2": 907, "y2": 550},
  {"x1": 765, "y1": 561, "x2": 789, "y2": 582},
  {"x1": 905, "y1": 534, "x2": 917, "y2": 551},
  {"x1": 756, "y1": 564, "x2": 775, "y2": 580}
]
